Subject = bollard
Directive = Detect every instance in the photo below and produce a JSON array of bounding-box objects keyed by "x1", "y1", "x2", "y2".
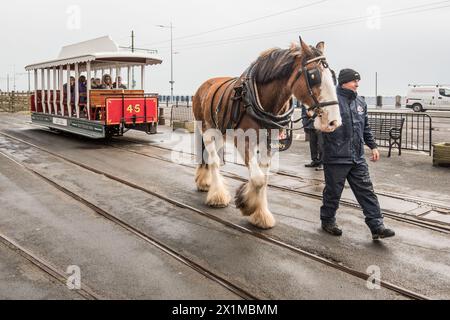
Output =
[
  {"x1": 395, "y1": 95, "x2": 402, "y2": 109},
  {"x1": 158, "y1": 107, "x2": 166, "y2": 126},
  {"x1": 376, "y1": 96, "x2": 383, "y2": 109}
]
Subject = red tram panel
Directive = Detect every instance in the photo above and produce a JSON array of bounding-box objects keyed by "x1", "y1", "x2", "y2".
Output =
[{"x1": 106, "y1": 97, "x2": 158, "y2": 125}]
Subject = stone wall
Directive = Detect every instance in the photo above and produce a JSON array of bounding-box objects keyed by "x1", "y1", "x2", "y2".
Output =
[{"x1": 0, "y1": 92, "x2": 30, "y2": 113}]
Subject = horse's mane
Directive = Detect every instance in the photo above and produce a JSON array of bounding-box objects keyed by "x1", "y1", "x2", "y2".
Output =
[{"x1": 253, "y1": 43, "x2": 321, "y2": 84}]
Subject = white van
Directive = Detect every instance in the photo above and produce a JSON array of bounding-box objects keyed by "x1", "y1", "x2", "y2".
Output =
[{"x1": 406, "y1": 85, "x2": 450, "y2": 112}]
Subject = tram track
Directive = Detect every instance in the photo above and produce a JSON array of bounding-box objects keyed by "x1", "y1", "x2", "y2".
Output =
[
  {"x1": 0, "y1": 148, "x2": 256, "y2": 301},
  {"x1": 0, "y1": 131, "x2": 432, "y2": 300},
  {"x1": 0, "y1": 231, "x2": 101, "y2": 300},
  {"x1": 108, "y1": 138, "x2": 450, "y2": 234}
]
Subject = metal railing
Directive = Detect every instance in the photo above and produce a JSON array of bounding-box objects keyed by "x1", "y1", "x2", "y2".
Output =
[
  {"x1": 170, "y1": 104, "x2": 194, "y2": 127},
  {"x1": 368, "y1": 111, "x2": 432, "y2": 155},
  {"x1": 159, "y1": 95, "x2": 194, "y2": 107}
]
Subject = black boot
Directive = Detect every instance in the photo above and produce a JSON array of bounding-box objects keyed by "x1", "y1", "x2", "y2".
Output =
[
  {"x1": 322, "y1": 223, "x2": 343, "y2": 236},
  {"x1": 372, "y1": 226, "x2": 395, "y2": 240},
  {"x1": 305, "y1": 161, "x2": 320, "y2": 168}
]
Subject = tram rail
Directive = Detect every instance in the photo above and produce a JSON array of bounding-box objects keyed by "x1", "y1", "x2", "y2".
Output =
[
  {"x1": 0, "y1": 148, "x2": 256, "y2": 300},
  {"x1": 0, "y1": 231, "x2": 101, "y2": 300}
]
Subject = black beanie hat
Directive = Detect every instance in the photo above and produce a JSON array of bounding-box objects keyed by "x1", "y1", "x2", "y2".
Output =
[{"x1": 338, "y1": 69, "x2": 361, "y2": 85}]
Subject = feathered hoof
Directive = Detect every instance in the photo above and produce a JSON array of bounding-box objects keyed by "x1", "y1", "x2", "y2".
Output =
[
  {"x1": 235, "y1": 183, "x2": 255, "y2": 216},
  {"x1": 249, "y1": 208, "x2": 276, "y2": 230},
  {"x1": 195, "y1": 165, "x2": 211, "y2": 193},
  {"x1": 197, "y1": 184, "x2": 210, "y2": 193},
  {"x1": 206, "y1": 190, "x2": 231, "y2": 208}
]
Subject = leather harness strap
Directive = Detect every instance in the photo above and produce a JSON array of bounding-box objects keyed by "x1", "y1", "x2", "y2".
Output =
[
  {"x1": 209, "y1": 78, "x2": 237, "y2": 129},
  {"x1": 219, "y1": 79, "x2": 240, "y2": 133},
  {"x1": 216, "y1": 78, "x2": 238, "y2": 132}
]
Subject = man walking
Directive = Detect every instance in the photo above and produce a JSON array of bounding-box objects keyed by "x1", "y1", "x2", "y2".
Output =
[
  {"x1": 302, "y1": 105, "x2": 324, "y2": 171},
  {"x1": 320, "y1": 69, "x2": 395, "y2": 240}
]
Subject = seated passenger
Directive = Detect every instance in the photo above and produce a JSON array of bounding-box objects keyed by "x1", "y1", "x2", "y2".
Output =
[
  {"x1": 63, "y1": 76, "x2": 75, "y2": 104},
  {"x1": 63, "y1": 76, "x2": 75, "y2": 93},
  {"x1": 79, "y1": 76, "x2": 87, "y2": 104},
  {"x1": 95, "y1": 78, "x2": 102, "y2": 88},
  {"x1": 91, "y1": 78, "x2": 98, "y2": 89},
  {"x1": 100, "y1": 74, "x2": 113, "y2": 89},
  {"x1": 113, "y1": 76, "x2": 127, "y2": 89}
]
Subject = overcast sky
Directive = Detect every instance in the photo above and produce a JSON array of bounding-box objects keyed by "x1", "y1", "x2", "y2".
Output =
[{"x1": 1, "y1": 0, "x2": 449, "y2": 96}]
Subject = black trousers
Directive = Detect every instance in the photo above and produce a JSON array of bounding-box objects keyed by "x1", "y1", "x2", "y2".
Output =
[
  {"x1": 306, "y1": 129, "x2": 323, "y2": 163},
  {"x1": 320, "y1": 161, "x2": 384, "y2": 232}
]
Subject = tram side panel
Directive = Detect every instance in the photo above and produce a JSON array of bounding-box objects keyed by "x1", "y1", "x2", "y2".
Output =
[{"x1": 30, "y1": 91, "x2": 107, "y2": 139}]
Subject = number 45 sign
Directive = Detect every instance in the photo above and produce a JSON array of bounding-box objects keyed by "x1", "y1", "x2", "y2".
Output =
[
  {"x1": 106, "y1": 97, "x2": 158, "y2": 125},
  {"x1": 127, "y1": 104, "x2": 141, "y2": 114}
]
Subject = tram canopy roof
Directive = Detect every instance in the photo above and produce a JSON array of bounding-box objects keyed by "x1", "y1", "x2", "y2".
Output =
[{"x1": 25, "y1": 36, "x2": 162, "y2": 71}]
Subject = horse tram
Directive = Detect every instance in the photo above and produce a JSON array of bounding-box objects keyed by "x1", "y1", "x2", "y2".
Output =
[{"x1": 25, "y1": 36, "x2": 162, "y2": 139}]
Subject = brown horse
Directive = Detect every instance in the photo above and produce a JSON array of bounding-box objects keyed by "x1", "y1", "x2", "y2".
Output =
[{"x1": 193, "y1": 38, "x2": 342, "y2": 229}]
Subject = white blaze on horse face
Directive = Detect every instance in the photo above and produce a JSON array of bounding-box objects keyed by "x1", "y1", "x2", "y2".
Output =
[{"x1": 314, "y1": 67, "x2": 342, "y2": 133}]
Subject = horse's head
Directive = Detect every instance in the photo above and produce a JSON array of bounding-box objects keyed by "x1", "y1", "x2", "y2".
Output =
[{"x1": 290, "y1": 39, "x2": 342, "y2": 133}]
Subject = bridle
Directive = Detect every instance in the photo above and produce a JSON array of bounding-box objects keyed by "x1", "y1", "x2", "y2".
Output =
[{"x1": 291, "y1": 53, "x2": 338, "y2": 119}]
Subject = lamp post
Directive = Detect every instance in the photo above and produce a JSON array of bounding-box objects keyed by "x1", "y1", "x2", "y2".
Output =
[
  {"x1": 375, "y1": 72, "x2": 378, "y2": 101},
  {"x1": 157, "y1": 23, "x2": 174, "y2": 103},
  {"x1": 13, "y1": 65, "x2": 16, "y2": 92}
]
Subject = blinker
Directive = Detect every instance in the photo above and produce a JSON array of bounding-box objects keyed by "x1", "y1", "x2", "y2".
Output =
[{"x1": 307, "y1": 68, "x2": 322, "y2": 87}]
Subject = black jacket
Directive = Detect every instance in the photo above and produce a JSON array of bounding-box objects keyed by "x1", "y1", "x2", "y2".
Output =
[{"x1": 322, "y1": 86, "x2": 377, "y2": 164}]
